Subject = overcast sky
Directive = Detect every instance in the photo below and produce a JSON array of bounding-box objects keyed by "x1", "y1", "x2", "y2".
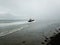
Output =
[{"x1": 0, "y1": 0, "x2": 60, "y2": 20}]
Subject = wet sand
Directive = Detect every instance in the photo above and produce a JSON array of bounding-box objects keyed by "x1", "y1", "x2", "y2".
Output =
[{"x1": 0, "y1": 20, "x2": 60, "y2": 45}]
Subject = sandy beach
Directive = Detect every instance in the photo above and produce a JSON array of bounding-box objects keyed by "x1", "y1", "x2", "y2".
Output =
[{"x1": 0, "y1": 20, "x2": 60, "y2": 45}]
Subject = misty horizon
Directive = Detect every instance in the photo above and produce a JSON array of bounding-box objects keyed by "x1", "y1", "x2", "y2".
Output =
[{"x1": 0, "y1": 0, "x2": 60, "y2": 20}]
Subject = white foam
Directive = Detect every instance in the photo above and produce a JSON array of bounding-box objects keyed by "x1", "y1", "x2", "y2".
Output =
[
  {"x1": 0, "y1": 25, "x2": 29, "y2": 37},
  {"x1": 0, "y1": 21, "x2": 28, "y2": 27}
]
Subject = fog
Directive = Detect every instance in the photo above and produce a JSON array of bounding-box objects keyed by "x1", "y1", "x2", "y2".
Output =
[{"x1": 0, "y1": 0, "x2": 60, "y2": 20}]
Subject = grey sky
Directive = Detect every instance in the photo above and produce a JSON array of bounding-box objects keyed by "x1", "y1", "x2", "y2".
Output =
[{"x1": 0, "y1": 0, "x2": 60, "y2": 20}]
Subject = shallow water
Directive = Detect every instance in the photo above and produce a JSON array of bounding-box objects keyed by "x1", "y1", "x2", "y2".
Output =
[{"x1": 0, "y1": 20, "x2": 60, "y2": 45}]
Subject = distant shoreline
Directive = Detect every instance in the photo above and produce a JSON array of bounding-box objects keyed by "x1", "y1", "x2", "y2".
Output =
[{"x1": 0, "y1": 20, "x2": 27, "y2": 23}]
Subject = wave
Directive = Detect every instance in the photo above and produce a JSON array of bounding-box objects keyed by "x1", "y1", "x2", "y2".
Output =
[{"x1": 0, "y1": 21, "x2": 28, "y2": 27}]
